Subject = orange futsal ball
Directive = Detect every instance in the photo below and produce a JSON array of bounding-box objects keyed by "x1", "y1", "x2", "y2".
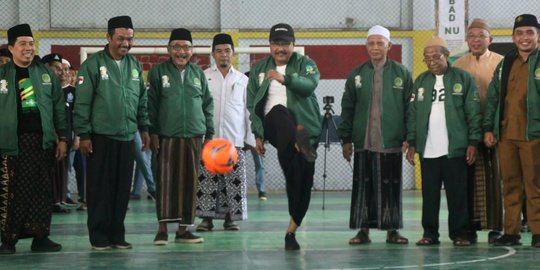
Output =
[{"x1": 202, "y1": 138, "x2": 238, "y2": 174}]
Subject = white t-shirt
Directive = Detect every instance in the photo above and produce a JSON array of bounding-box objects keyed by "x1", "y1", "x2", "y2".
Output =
[
  {"x1": 423, "y1": 75, "x2": 449, "y2": 158},
  {"x1": 264, "y1": 65, "x2": 287, "y2": 115}
]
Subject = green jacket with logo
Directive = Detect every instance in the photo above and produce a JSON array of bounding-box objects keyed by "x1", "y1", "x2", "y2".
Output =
[
  {"x1": 406, "y1": 65, "x2": 482, "y2": 158},
  {"x1": 247, "y1": 52, "x2": 322, "y2": 145},
  {"x1": 0, "y1": 57, "x2": 68, "y2": 155},
  {"x1": 484, "y1": 49, "x2": 540, "y2": 141},
  {"x1": 147, "y1": 60, "x2": 214, "y2": 138},
  {"x1": 74, "y1": 46, "x2": 149, "y2": 141},
  {"x1": 337, "y1": 60, "x2": 413, "y2": 149}
]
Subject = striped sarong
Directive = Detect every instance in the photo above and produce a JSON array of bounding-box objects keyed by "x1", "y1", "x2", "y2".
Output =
[{"x1": 155, "y1": 137, "x2": 202, "y2": 225}]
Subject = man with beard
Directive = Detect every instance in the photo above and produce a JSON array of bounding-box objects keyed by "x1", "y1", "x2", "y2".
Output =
[
  {"x1": 148, "y1": 28, "x2": 214, "y2": 245},
  {"x1": 195, "y1": 33, "x2": 253, "y2": 233},
  {"x1": 74, "y1": 15, "x2": 150, "y2": 250},
  {"x1": 483, "y1": 14, "x2": 540, "y2": 248},
  {"x1": 338, "y1": 25, "x2": 413, "y2": 246},
  {"x1": 0, "y1": 24, "x2": 68, "y2": 254}
]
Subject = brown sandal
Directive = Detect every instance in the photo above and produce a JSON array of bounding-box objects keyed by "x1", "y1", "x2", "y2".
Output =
[
  {"x1": 386, "y1": 230, "x2": 409, "y2": 244},
  {"x1": 349, "y1": 230, "x2": 371, "y2": 245},
  {"x1": 453, "y1": 238, "x2": 471, "y2": 246},
  {"x1": 416, "y1": 237, "x2": 440, "y2": 246}
]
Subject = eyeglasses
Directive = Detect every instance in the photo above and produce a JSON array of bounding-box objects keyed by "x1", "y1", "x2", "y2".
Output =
[
  {"x1": 169, "y1": 45, "x2": 192, "y2": 51},
  {"x1": 466, "y1": 34, "x2": 489, "y2": 40},
  {"x1": 423, "y1": 54, "x2": 444, "y2": 63}
]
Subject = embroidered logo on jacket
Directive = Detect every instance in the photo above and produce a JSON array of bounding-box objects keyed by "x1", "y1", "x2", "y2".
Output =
[
  {"x1": 0, "y1": 80, "x2": 8, "y2": 94},
  {"x1": 132, "y1": 69, "x2": 139, "y2": 81},
  {"x1": 393, "y1": 77, "x2": 403, "y2": 89},
  {"x1": 100, "y1": 66, "x2": 109, "y2": 80},
  {"x1": 535, "y1": 68, "x2": 540, "y2": 80},
  {"x1": 452, "y1": 83, "x2": 463, "y2": 95},
  {"x1": 42, "y1": 74, "x2": 51, "y2": 85},
  {"x1": 355, "y1": 75, "x2": 362, "y2": 88},
  {"x1": 305, "y1": 65, "x2": 317, "y2": 75},
  {"x1": 418, "y1": 88, "x2": 424, "y2": 101},
  {"x1": 258, "y1": 73, "x2": 265, "y2": 85},
  {"x1": 78, "y1": 76, "x2": 84, "y2": 85},
  {"x1": 162, "y1": 75, "x2": 170, "y2": 88},
  {"x1": 193, "y1": 77, "x2": 201, "y2": 89}
]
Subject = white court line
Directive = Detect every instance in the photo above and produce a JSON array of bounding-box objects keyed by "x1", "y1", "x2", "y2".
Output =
[{"x1": 316, "y1": 246, "x2": 517, "y2": 270}]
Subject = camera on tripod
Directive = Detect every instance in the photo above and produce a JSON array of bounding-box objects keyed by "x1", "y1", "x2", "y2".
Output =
[
  {"x1": 323, "y1": 96, "x2": 334, "y2": 112},
  {"x1": 323, "y1": 96, "x2": 334, "y2": 104}
]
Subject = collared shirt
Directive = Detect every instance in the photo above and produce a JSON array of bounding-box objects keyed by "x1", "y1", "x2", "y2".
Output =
[
  {"x1": 453, "y1": 49, "x2": 503, "y2": 113},
  {"x1": 502, "y1": 55, "x2": 529, "y2": 140},
  {"x1": 204, "y1": 65, "x2": 254, "y2": 147}
]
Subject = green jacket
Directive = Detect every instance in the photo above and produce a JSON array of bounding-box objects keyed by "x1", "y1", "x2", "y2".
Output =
[
  {"x1": 337, "y1": 60, "x2": 413, "y2": 149},
  {"x1": 484, "y1": 49, "x2": 540, "y2": 141},
  {"x1": 0, "y1": 57, "x2": 68, "y2": 155},
  {"x1": 147, "y1": 60, "x2": 214, "y2": 138},
  {"x1": 74, "y1": 46, "x2": 149, "y2": 141},
  {"x1": 407, "y1": 65, "x2": 482, "y2": 158},
  {"x1": 247, "y1": 52, "x2": 322, "y2": 145}
]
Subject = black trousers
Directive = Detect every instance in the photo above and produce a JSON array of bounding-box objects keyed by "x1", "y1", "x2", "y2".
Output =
[
  {"x1": 420, "y1": 156, "x2": 469, "y2": 241},
  {"x1": 86, "y1": 134, "x2": 134, "y2": 246},
  {"x1": 264, "y1": 105, "x2": 316, "y2": 226}
]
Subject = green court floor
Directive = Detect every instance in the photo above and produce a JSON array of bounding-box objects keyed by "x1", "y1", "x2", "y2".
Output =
[{"x1": 1, "y1": 191, "x2": 537, "y2": 269}]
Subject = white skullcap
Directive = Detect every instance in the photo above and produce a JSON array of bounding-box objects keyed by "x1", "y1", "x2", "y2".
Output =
[
  {"x1": 367, "y1": 25, "x2": 391, "y2": 41},
  {"x1": 61, "y1": 58, "x2": 71, "y2": 68}
]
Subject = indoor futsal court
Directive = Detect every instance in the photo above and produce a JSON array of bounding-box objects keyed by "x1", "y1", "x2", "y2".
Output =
[{"x1": 2, "y1": 191, "x2": 536, "y2": 269}]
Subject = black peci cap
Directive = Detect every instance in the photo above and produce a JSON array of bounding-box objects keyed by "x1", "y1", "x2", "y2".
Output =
[
  {"x1": 513, "y1": 14, "x2": 539, "y2": 30},
  {"x1": 108, "y1": 16, "x2": 133, "y2": 32},
  {"x1": 7, "y1": 24, "x2": 33, "y2": 44},
  {"x1": 41, "y1": 53, "x2": 63, "y2": 64},
  {"x1": 169, "y1": 28, "x2": 192, "y2": 44},
  {"x1": 212, "y1": 33, "x2": 234, "y2": 51}
]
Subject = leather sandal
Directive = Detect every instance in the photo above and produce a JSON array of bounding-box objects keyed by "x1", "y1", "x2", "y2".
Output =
[
  {"x1": 416, "y1": 237, "x2": 440, "y2": 246},
  {"x1": 453, "y1": 238, "x2": 471, "y2": 246},
  {"x1": 386, "y1": 230, "x2": 408, "y2": 244},
  {"x1": 349, "y1": 230, "x2": 371, "y2": 245}
]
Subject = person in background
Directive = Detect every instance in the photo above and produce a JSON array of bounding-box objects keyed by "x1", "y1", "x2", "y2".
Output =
[
  {"x1": 453, "y1": 18, "x2": 504, "y2": 244},
  {"x1": 252, "y1": 148, "x2": 267, "y2": 200},
  {"x1": 130, "y1": 130, "x2": 157, "y2": 201},
  {"x1": 195, "y1": 33, "x2": 253, "y2": 232},
  {"x1": 62, "y1": 58, "x2": 87, "y2": 210},
  {"x1": 0, "y1": 48, "x2": 12, "y2": 65},
  {"x1": 42, "y1": 53, "x2": 78, "y2": 213}
]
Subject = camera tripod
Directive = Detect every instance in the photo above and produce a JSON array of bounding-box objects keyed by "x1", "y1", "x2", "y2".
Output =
[{"x1": 321, "y1": 102, "x2": 338, "y2": 210}]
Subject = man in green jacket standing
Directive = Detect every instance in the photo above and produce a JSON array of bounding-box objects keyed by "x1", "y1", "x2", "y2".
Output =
[
  {"x1": 483, "y1": 14, "x2": 540, "y2": 247},
  {"x1": 338, "y1": 25, "x2": 413, "y2": 245},
  {"x1": 247, "y1": 23, "x2": 322, "y2": 250},
  {"x1": 406, "y1": 36, "x2": 481, "y2": 246},
  {"x1": 74, "y1": 16, "x2": 150, "y2": 250},
  {"x1": 0, "y1": 24, "x2": 68, "y2": 254},
  {"x1": 148, "y1": 28, "x2": 214, "y2": 245}
]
